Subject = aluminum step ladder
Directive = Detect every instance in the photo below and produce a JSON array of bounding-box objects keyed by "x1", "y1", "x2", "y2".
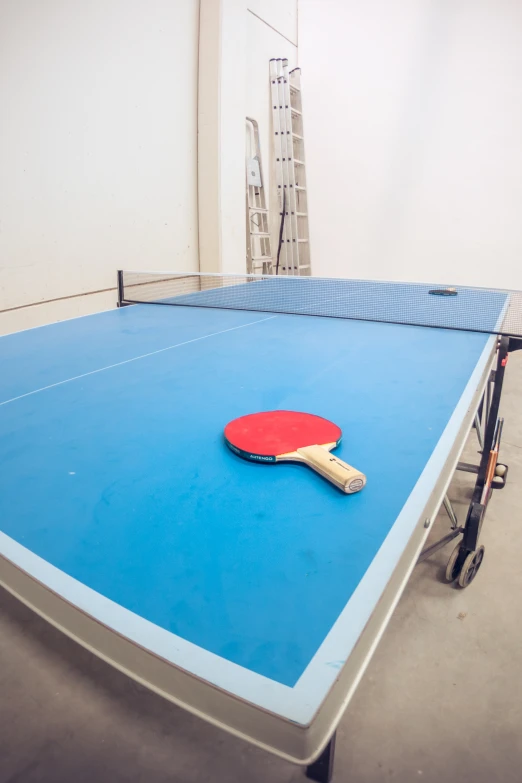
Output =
[
  {"x1": 246, "y1": 117, "x2": 273, "y2": 275},
  {"x1": 269, "y1": 58, "x2": 310, "y2": 276}
]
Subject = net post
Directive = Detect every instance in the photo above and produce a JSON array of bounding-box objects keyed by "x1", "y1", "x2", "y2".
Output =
[{"x1": 117, "y1": 270, "x2": 125, "y2": 307}]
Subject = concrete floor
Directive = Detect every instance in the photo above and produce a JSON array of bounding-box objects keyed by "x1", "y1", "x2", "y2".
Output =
[{"x1": 1, "y1": 352, "x2": 521, "y2": 783}]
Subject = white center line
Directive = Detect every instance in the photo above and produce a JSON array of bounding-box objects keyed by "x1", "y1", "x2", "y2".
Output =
[{"x1": 0, "y1": 315, "x2": 277, "y2": 407}]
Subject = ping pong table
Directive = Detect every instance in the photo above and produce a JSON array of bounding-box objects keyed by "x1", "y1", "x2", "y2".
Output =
[{"x1": 1, "y1": 272, "x2": 521, "y2": 782}]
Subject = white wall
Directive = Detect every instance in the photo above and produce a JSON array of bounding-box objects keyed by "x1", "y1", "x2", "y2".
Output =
[
  {"x1": 199, "y1": 0, "x2": 245, "y2": 275},
  {"x1": 299, "y1": 0, "x2": 522, "y2": 289},
  {"x1": 0, "y1": 0, "x2": 200, "y2": 315},
  {"x1": 248, "y1": 0, "x2": 297, "y2": 44},
  {"x1": 0, "y1": 290, "x2": 115, "y2": 336}
]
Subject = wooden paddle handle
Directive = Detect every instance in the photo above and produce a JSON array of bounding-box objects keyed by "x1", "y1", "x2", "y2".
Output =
[{"x1": 296, "y1": 445, "x2": 366, "y2": 494}]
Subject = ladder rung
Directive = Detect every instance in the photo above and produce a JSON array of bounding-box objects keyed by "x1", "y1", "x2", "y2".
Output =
[
  {"x1": 251, "y1": 255, "x2": 272, "y2": 261},
  {"x1": 290, "y1": 84, "x2": 300, "y2": 93},
  {"x1": 294, "y1": 159, "x2": 305, "y2": 165},
  {"x1": 297, "y1": 238, "x2": 309, "y2": 243},
  {"x1": 249, "y1": 206, "x2": 269, "y2": 214},
  {"x1": 291, "y1": 107, "x2": 302, "y2": 117},
  {"x1": 250, "y1": 231, "x2": 271, "y2": 238},
  {"x1": 296, "y1": 211, "x2": 308, "y2": 217},
  {"x1": 295, "y1": 185, "x2": 306, "y2": 191},
  {"x1": 292, "y1": 132, "x2": 304, "y2": 141}
]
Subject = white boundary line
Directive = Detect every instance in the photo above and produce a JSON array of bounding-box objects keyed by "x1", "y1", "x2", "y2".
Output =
[{"x1": 0, "y1": 316, "x2": 276, "y2": 407}]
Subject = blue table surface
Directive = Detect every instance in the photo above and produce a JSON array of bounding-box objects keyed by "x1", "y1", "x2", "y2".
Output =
[{"x1": 0, "y1": 288, "x2": 504, "y2": 687}]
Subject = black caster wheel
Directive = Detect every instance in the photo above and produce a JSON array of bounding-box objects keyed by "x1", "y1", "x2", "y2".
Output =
[
  {"x1": 492, "y1": 463, "x2": 508, "y2": 490},
  {"x1": 445, "y1": 542, "x2": 463, "y2": 582},
  {"x1": 458, "y1": 545, "x2": 485, "y2": 588}
]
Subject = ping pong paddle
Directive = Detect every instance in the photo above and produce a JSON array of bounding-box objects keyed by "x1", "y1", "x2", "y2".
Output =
[
  {"x1": 224, "y1": 410, "x2": 366, "y2": 494},
  {"x1": 428, "y1": 287, "x2": 458, "y2": 296}
]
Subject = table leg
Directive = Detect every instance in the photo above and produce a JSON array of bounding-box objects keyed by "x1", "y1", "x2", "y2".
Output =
[{"x1": 306, "y1": 733, "x2": 336, "y2": 783}]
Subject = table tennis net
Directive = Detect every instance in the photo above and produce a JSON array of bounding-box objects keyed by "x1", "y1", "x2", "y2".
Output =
[{"x1": 118, "y1": 271, "x2": 522, "y2": 339}]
